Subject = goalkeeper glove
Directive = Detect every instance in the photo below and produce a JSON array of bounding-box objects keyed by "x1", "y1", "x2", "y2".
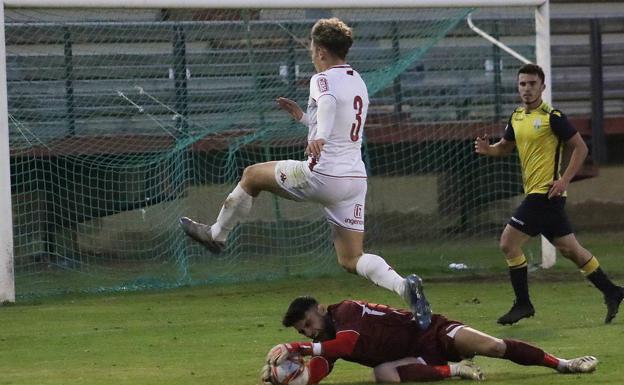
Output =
[
  {"x1": 267, "y1": 343, "x2": 306, "y2": 366},
  {"x1": 260, "y1": 363, "x2": 273, "y2": 385}
]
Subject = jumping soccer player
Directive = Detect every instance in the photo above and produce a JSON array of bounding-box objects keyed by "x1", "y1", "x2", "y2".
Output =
[{"x1": 179, "y1": 18, "x2": 430, "y2": 328}]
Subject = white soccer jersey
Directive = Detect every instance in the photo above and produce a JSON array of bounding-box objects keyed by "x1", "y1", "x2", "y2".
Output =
[{"x1": 305, "y1": 64, "x2": 369, "y2": 177}]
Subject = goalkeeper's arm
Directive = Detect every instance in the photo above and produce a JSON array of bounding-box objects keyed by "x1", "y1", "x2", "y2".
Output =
[
  {"x1": 268, "y1": 330, "x2": 359, "y2": 364},
  {"x1": 307, "y1": 356, "x2": 333, "y2": 384}
]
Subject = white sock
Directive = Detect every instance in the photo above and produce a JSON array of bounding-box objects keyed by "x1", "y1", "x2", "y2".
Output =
[
  {"x1": 557, "y1": 359, "x2": 569, "y2": 372},
  {"x1": 355, "y1": 253, "x2": 405, "y2": 296},
  {"x1": 449, "y1": 363, "x2": 459, "y2": 377},
  {"x1": 211, "y1": 183, "x2": 254, "y2": 242}
]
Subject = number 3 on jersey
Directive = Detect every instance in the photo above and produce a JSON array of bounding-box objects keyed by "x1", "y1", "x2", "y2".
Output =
[{"x1": 350, "y1": 95, "x2": 363, "y2": 142}]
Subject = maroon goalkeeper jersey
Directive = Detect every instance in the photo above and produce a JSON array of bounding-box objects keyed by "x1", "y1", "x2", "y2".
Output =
[{"x1": 325, "y1": 300, "x2": 464, "y2": 367}]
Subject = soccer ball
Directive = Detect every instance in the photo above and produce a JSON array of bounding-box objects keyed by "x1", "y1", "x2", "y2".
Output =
[{"x1": 270, "y1": 355, "x2": 309, "y2": 385}]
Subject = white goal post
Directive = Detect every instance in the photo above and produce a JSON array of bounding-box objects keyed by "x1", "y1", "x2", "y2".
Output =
[
  {"x1": 0, "y1": 0, "x2": 552, "y2": 302},
  {"x1": 466, "y1": 7, "x2": 556, "y2": 268},
  {"x1": 0, "y1": 3, "x2": 13, "y2": 303}
]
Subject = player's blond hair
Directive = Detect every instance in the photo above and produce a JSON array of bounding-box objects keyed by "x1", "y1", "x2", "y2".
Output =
[{"x1": 311, "y1": 17, "x2": 353, "y2": 60}]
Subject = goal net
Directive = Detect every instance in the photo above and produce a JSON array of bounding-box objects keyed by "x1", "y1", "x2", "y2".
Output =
[{"x1": 4, "y1": 5, "x2": 539, "y2": 297}]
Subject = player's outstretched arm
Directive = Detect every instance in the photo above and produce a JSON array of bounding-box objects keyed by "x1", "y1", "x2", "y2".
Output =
[
  {"x1": 267, "y1": 342, "x2": 311, "y2": 365},
  {"x1": 474, "y1": 134, "x2": 515, "y2": 157},
  {"x1": 276, "y1": 97, "x2": 305, "y2": 122},
  {"x1": 267, "y1": 331, "x2": 358, "y2": 366}
]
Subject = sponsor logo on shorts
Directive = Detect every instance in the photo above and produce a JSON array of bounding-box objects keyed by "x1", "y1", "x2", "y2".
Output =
[
  {"x1": 344, "y1": 204, "x2": 364, "y2": 226},
  {"x1": 354, "y1": 204, "x2": 363, "y2": 219},
  {"x1": 511, "y1": 216, "x2": 525, "y2": 226},
  {"x1": 280, "y1": 171, "x2": 287, "y2": 183},
  {"x1": 344, "y1": 218, "x2": 364, "y2": 226}
]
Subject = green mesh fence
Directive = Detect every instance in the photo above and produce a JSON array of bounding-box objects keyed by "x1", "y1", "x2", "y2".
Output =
[{"x1": 6, "y1": 7, "x2": 537, "y2": 297}]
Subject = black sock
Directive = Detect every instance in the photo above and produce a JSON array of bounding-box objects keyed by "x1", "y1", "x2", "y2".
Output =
[
  {"x1": 587, "y1": 268, "x2": 620, "y2": 297},
  {"x1": 509, "y1": 266, "x2": 531, "y2": 304}
]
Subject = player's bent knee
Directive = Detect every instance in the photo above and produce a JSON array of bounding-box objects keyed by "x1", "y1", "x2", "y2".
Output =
[
  {"x1": 499, "y1": 241, "x2": 512, "y2": 256},
  {"x1": 241, "y1": 164, "x2": 257, "y2": 182},
  {"x1": 488, "y1": 338, "x2": 506, "y2": 357},
  {"x1": 373, "y1": 364, "x2": 401, "y2": 384},
  {"x1": 240, "y1": 163, "x2": 274, "y2": 196},
  {"x1": 555, "y1": 244, "x2": 574, "y2": 258},
  {"x1": 461, "y1": 331, "x2": 506, "y2": 358},
  {"x1": 337, "y1": 255, "x2": 358, "y2": 274}
]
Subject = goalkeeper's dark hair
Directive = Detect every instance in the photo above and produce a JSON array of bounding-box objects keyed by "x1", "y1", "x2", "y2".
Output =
[
  {"x1": 283, "y1": 296, "x2": 318, "y2": 327},
  {"x1": 517, "y1": 63, "x2": 545, "y2": 84},
  {"x1": 311, "y1": 18, "x2": 353, "y2": 60}
]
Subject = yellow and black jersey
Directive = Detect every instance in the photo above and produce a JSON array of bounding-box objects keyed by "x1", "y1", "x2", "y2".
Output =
[{"x1": 503, "y1": 101, "x2": 577, "y2": 195}]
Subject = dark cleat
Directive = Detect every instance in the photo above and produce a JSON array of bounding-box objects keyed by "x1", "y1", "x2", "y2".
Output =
[
  {"x1": 179, "y1": 217, "x2": 225, "y2": 254},
  {"x1": 604, "y1": 287, "x2": 624, "y2": 324},
  {"x1": 497, "y1": 301, "x2": 535, "y2": 325},
  {"x1": 403, "y1": 274, "x2": 432, "y2": 330}
]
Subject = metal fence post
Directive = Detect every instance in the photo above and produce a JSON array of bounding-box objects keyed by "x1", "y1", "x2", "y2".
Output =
[
  {"x1": 63, "y1": 27, "x2": 76, "y2": 137},
  {"x1": 590, "y1": 18, "x2": 606, "y2": 164},
  {"x1": 172, "y1": 24, "x2": 189, "y2": 133}
]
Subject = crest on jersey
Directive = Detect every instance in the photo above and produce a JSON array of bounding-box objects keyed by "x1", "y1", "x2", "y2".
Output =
[
  {"x1": 533, "y1": 118, "x2": 541, "y2": 130},
  {"x1": 317, "y1": 77, "x2": 329, "y2": 93}
]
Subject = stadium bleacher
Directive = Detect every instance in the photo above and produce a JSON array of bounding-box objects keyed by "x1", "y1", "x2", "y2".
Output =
[{"x1": 6, "y1": 14, "x2": 624, "y2": 144}]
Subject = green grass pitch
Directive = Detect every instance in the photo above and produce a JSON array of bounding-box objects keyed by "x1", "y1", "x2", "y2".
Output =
[{"x1": 0, "y1": 232, "x2": 622, "y2": 385}]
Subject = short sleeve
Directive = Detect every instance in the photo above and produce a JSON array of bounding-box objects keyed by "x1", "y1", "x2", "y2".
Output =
[
  {"x1": 503, "y1": 113, "x2": 516, "y2": 142},
  {"x1": 550, "y1": 110, "x2": 577, "y2": 141}
]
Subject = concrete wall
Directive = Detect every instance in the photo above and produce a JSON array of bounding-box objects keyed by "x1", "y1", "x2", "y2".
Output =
[{"x1": 71, "y1": 165, "x2": 624, "y2": 257}]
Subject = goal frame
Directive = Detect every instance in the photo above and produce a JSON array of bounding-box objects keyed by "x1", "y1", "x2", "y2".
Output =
[{"x1": 0, "y1": 0, "x2": 551, "y2": 302}]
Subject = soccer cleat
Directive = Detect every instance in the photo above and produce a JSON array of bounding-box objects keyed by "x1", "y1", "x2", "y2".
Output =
[
  {"x1": 403, "y1": 274, "x2": 432, "y2": 330},
  {"x1": 497, "y1": 301, "x2": 535, "y2": 325},
  {"x1": 604, "y1": 286, "x2": 624, "y2": 324},
  {"x1": 456, "y1": 360, "x2": 485, "y2": 381},
  {"x1": 179, "y1": 217, "x2": 225, "y2": 254},
  {"x1": 559, "y1": 356, "x2": 599, "y2": 374}
]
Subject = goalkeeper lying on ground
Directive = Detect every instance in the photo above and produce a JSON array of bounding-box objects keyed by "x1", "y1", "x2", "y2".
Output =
[{"x1": 262, "y1": 281, "x2": 597, "y2": 384}]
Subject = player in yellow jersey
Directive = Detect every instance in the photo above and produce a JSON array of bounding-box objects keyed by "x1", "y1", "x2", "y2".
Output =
[{"x1": 474, "y1": 64, "x2": 623, "y2": 325}]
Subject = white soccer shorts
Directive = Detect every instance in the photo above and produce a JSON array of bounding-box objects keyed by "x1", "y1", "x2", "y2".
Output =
[{"x1": 274, "y1": 160, "x2": 367, "y2": 232}]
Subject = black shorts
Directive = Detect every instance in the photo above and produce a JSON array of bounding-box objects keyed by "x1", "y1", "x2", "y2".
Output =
[{"x1": 508, "y1": 193, "x2": 573, "y2": 242}]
